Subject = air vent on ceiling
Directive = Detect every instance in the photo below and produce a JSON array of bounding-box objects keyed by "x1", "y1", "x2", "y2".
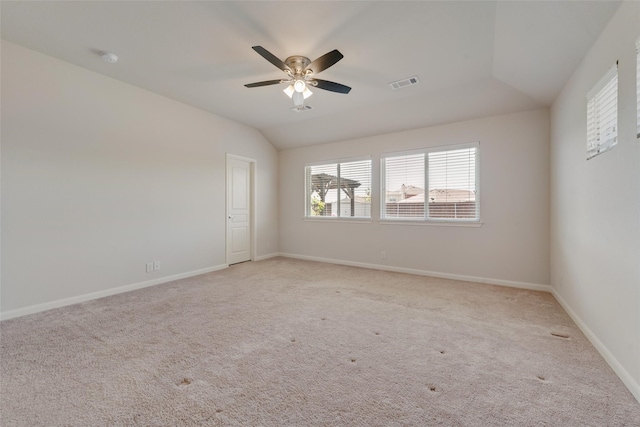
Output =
[
  {"x1": 291, "y1": 105, "x2": 313, "y2": 112},
  {"x1": 389, "y1": 75, "x2": 420, "y2": 90}
]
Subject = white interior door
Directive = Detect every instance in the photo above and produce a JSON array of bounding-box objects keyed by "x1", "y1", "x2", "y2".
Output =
[{"x1": 227, "y1": 157, "x2": 252, "y2": 265}]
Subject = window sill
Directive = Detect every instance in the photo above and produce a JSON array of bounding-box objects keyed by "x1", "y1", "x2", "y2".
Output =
[
  {"x1": 302, "y1": 217, "x2": 482, "y2": 227},
  {"x1": 304, "y1": 217, "x2": 373, "y2": 225},
  {"x1": 378, "y1": 219, "x2": 483, "y2": 227}
]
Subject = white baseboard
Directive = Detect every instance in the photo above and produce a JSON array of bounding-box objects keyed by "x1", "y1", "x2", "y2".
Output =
[
  {"x1": 255, "y1": 252, "x2": 279, "y2": 261},
  {"x1": 551, "y1": 289, "x2": 640, "y2": 403},
  {"x1": 277, "y1": 252, "x2": 551, "y2": 292},
  {"x1": 0, "y1": 264, "x2": 228, "y2": 321}
]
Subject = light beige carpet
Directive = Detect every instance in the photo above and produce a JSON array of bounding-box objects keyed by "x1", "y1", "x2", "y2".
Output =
[{"x1": 1, "y1": 257, "x2": 639, "y2": 426}]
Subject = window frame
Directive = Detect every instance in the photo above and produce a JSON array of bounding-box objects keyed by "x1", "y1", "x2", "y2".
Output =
[
  {"x1": 636, "y1": 38, "x2": 639, "y2": 139},
  {"x1": 304, "y1": 156, "x2": 373, "y2": 220},
  {"x1": 586, "y1": 62, "x2": 618, "y2": 160},
  {"x1": 380, "y1": 142, "x2": 480, "y2": 224}
]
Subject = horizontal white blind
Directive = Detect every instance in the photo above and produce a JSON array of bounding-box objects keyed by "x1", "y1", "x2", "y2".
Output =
[
  {"x1": 587, "y1": 63, "x2": 618, "y2": 159},
  {"x1": 383, "y1": 153, "x2": 425, "y2": 218},
  {"x1": 306, "y1": 163, "x2": 337, "y2": 217},
  {"x1": 305, "y1": 159, "x2": 371, "y2": 218},
  {"x1": 428, "y1": 147, "x2": 477, "y2": 220},
  {"x1": 339, "y1": 160, "x2": 372, "y2": 218},
  {"x1": 637, "y1": 39, "x2": 640, "y2": 138}
]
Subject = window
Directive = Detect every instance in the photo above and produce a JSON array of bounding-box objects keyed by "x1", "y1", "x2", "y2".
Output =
[
  {"x1": 305, "y1": 158, "x2": 371, "y2": 218},
  {"x1": 381, "y1": 144, "x2": 478, "y2": 221},
  {"x1": 636, "y1": 39, "x2": 639, "y2": 139},
  {"x1": 587, "y1": 63, "x2": 618, "y2": 159}
]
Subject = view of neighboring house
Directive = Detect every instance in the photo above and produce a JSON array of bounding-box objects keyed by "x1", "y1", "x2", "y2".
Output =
[
  {"x1": 385, "y1": 186, "x2": 476, "y2": 219},
  {"x1": 313, "y1": 182, "x2": 476, "y2": 219},
  {"x1": 385, "y1": 184, "x2": 423, "y2": 203}
]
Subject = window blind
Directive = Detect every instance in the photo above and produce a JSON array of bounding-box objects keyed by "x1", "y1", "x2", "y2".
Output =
[
  {"x1": 339, "y1": 160, "x2": 372, "y2": 218},
  {"x1": 428, "y1": 147, "x2": 477, "y2": 219},
  {"x1": 305, "y1": 159, "x2": 371, "y2": 218},
  {"x1": 637, "y1": 39, "x2": 639, "y2": 138},
  {"x1": 306, "y1": 163, "x2": 337, "y2": 217},
  {"x1": 587, "y1": 63, "x2": 618, "y2": 159},
  {"x1": 383, "y1": 153, "x2": 425, "y2": 218},
  {"x1": 381, "y1": 144, "x2": 478, "y2": 221}
]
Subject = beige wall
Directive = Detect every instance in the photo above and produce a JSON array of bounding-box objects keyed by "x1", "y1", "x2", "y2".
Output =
[
  {"x1": 550, "y1": 1, "x2": 640, "y2": 400},
  {"x1": 279, "y1": 108, "x2": 550, "y2": 288},
  {"x1": 1, "y1": 41, "x2": 279, "y2": 316},
  {"x1": 2, "y1": 2, "x2": 638, "y2": 402}
]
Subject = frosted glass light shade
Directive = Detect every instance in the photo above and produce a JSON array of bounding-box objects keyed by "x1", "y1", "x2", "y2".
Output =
[
  {"x1": 283, "y1": 85, "x2": 295, "y2": 98},
  {"x1": 284, "y1": 82, "x2": 312, "y2": 105},
  {"x1": 294, "y1": 79, "x2": 306, "y2": 92},
  {"x1": 292, "y1": 91, "x2": 304, "y2": 106}
]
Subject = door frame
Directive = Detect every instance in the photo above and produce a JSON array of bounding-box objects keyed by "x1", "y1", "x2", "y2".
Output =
[{"x1": 226, "y1": 153, "x2": 257, "y2": 265}]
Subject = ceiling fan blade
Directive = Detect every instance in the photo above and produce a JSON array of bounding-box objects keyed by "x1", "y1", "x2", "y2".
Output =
[
  {"x1": 306, "y1": 49, "x2": 344, "y2": 74},
  {"x1": 244, "y1": 80, "x2": 286, "y2": 88},
  {"x1": 312, "y1": 79, "x2": 351, "y2": 94},
  {"x1": 252, "y1": 46, "x2": 291, "y2": 73}
]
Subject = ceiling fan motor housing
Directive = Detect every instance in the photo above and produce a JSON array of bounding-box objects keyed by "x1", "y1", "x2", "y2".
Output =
[{"x1": 285, "y1": 56, "x2": 312, "y2": 75}]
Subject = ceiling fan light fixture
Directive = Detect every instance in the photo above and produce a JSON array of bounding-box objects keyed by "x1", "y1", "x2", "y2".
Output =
[
  {"x1": 284, "y1": 84, "x2": 312, "y2": 105},
  {"x1": 291, "y1": 105, "x2": 313, "y2": 112},
  {"x1": 245, "y1": 46, "x2": 350, "y2": 108},
  {"x1": 283, "y1": 84, "x2": 295, "y2": 98},
  {"x1": 292, "y1": 91, "x2": 305, "y2": 107},
  {"x1": 294, "y1": 79, "x2": 306, "y2": 92}
]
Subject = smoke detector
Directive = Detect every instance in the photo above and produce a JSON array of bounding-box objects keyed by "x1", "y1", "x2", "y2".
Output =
[{"x1": 100, "y1": 51, "x2": 118, "y2": 63}]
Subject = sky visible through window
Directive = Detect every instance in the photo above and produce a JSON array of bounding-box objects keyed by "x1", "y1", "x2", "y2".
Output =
[
  {"x1": 385, "y1": 148, "x2": 476, "y2": 193},
  {"x1": 428, "y1": 148, "x2": 476, "y2": 192},
  {"x1": 385, "y1": 154, "x2": 424, "y2": 192},
  {"x1": 340, "y1": 160, "x2": 371, "y2": 202}
]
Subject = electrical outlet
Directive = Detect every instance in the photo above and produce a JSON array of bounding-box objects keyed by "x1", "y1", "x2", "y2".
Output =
[
  {"x1": 153, "y1": 261, "x2": 161, "y2": 271},
  {"x1": 146, "y1": 262, "x2": 154, "y2": 273},
  {"x1": 380, "y1": 251, "x2": 386, "y2": 260}
]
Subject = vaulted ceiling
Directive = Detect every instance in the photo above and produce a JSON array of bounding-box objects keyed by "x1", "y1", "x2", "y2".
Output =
[{"x1": 1, "y1": 1, "x2": 621, "y2": 149}]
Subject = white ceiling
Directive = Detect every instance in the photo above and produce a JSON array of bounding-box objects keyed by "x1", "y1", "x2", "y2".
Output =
[{"x1": 1, "y1": 1, "x2": 621, "y2": 150}]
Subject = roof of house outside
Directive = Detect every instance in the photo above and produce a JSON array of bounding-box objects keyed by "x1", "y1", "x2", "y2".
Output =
[
  {"x1": 386, "y1": 185, "x2": 424, "y2": 196},
  {"x1": 396, "y1": 189, "x2": 475, "y2": 203}
]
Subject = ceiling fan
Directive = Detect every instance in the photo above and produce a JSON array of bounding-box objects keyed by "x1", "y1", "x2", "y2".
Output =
[{"x1": 244, "y1": 46, "x2": 351, "y2": 110}]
